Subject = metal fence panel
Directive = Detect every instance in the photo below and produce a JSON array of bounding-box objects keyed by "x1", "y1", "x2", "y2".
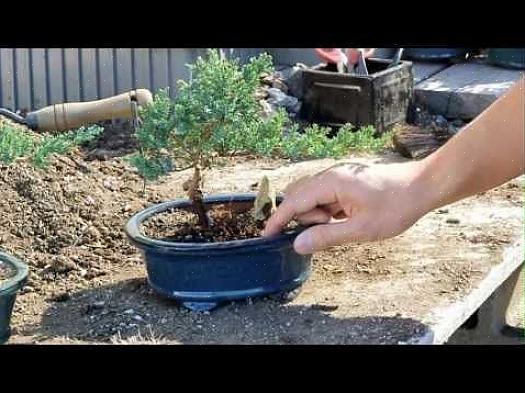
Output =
[{"x1": 0, "y1": 48, "x2": 317, "y2": 111}]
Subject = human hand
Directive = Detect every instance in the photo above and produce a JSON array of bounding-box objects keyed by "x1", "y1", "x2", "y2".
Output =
[{"x1": 263, "y1": 161, "x2": 428, "y2": 255}]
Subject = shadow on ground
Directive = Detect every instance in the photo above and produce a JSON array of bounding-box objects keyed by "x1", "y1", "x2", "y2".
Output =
[
  {"x1": 23, "y1": 277, "x2": 431, "y2": 345},
  {"x1": 81, "y1": 119, "x2": 137, "y2": 161}
]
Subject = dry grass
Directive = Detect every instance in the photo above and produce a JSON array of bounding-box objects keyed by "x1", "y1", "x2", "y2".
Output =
[{"x1": 109, "y1": 326, "x2": 171, "y2": 345}]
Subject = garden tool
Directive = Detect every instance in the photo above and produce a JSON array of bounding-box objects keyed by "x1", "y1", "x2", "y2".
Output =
[
  {"x1": 315, "y1": 48, "x2": 376, "y2": 75},
  {"x1": 0, "y1": 89, "x2": 153, "y2": 132},
  {"x1": 388, "y1": 48, "x2": 404, "y2": 68},
  {"x1": 336, "y1": 58, "x2": 348, "y2": 74},
  {"x1": 354, "y1": 49, "x2": 369, "y2": 75},
  {"x1": 345, "y1": 48, "x2": 403, "y2": 74},
  {"x1": 351, "y1": 48, "x2": 404, "y2": 74}
]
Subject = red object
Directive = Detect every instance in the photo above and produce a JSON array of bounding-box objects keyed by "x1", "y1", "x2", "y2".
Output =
[
  {"x1": 346, "y1": 48, "x2": 376, "y2": 65},
  {"x1": 315, "y1": 48, "x2": 346, "y2": 64},
  {"x1": 315, "y1": 48, "x2": 376, "y2": 65}
]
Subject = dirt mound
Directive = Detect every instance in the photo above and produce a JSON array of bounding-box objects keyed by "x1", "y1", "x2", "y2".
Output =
[
  {"x1": 0, "y1": 156, "x2": 149, "y2": 296},
  {"x1": 85, "y1": 120, "x2": 137, "y2": 160}
]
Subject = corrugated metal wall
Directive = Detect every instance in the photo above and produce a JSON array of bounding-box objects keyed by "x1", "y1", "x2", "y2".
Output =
[
  {"x1": 0, "y1": 48, "x2": 342, "y2": 112},
  {"x1": 0, "y1": 48, "x2": 212, "y2": 111}
]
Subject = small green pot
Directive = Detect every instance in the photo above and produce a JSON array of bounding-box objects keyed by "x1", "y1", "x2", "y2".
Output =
[{"x1": 0, "y1": 251, "x2": 29, "y2": 344}]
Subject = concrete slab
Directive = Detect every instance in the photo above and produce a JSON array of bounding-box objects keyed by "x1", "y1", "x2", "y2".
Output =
[
  {"x1": 415, "y1": 62, "x2": 524, "y2": 119},
  {"x1": 413, "y1": 61, "x2": 451, "y2": 84}
]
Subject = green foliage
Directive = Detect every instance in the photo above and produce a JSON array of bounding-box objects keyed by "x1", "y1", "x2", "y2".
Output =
[
  {"x1": 242, "y1": 52, "x2": 274, "y2": 90},
  {"x1": 332, "y1": 124, "x2": 393, "y2": 155},
  {"x1": 243, "y1": 116, "x2": 393, "y2": 160},
  {"x1": 134, "y1": 88, "x2": 176, "y2": 152},
  {"x1": 128, "y1": 88, "x2": 176, "y2": 181},
  {"x1": 281, "y1": 124, "x2": 334, "y2": 159},
  {"x1": 0, "y1": 120, "x2": 35, "y2": 164},
  {"x1": 0, "y1": 119, "x2": 103, "y2": 168},
  {"x1": 31, "y1": 125, "x2": 104, "y2": 168},
  {"x1": 130, "y1": 49, "x2": 393, "y2": 186},
  {"x1": 173, "y1": 49, "x2": 274, "y2": 157},
  {"x1": 243, "y1": 109, "x2": 289, "y2": 156},
  {"x1": 127, "y1": 154, "x2": 172, "y2": 181},
  {"x1": 131, "y1": 49, "x2": 274, "y2": 182}
]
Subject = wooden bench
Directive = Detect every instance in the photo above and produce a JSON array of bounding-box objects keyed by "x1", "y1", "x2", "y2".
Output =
[{"x1": 201, "y1": 158, "x2": 525, "y2": 345}]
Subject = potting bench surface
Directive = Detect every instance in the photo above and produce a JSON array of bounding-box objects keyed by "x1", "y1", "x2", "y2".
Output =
[
  {"x1": 8, "y1": 156, "x2": 524, "y2": 345},
  {"x1": 216, "y1": 157, "x2": 524, "y2": 345}
]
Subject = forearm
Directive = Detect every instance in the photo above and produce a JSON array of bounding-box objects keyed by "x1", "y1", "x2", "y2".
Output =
[
  {"x1": 264, "y1": 78, "x2": 524, "y2": 250},
  {"x1": 412, "y1": 77, "x2": 524, "y2": 214}
]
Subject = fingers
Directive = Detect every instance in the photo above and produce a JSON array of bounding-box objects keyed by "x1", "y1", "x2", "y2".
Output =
[
  {"x1": 295, "y1": 208, "x2": 332, "y2": 226},
  {"x1": 293, "y1": 218, "x2": 367, "y2": 255},
  {"x1": 333, "y1": 211, "x2": 347, "y2": 220},
  {"x1": 346, "y1": 49, "x2": 360, "y2": 65},
  {"x1": 283, "y1": 174, "x2": 311, "y2": 195},
  {"x1": 293, "y1": 203, "x2": 347, "y2": 225},
  {"x1": 263, "y1": 174, "x2": 338, "y2": 236}
]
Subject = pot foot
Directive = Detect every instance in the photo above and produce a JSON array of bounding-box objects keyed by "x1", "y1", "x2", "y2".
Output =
[
  {"x1": 268, "y1": 287, "x2": 303, "y2": 303},
  {"x1": 182, "y1": 301, "x2": 219, "y2": 312}
]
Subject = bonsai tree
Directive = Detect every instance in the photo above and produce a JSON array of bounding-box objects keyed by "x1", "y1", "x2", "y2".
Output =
[
  {"x1": 130, "y1": 49, "x2": 274, "y2": 228},
  {"x1": 129, "y1": 49, "x2": 394, "y2": 229},
  {"x1": 124, "y1": 50, "x2": 396, "y2": 312}
]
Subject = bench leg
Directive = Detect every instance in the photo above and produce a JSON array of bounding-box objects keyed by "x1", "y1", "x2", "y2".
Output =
[{"x1": 447, "y1": 266, "x2": 524, "y2": 345}]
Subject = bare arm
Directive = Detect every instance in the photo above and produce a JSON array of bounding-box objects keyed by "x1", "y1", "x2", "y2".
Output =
[
  {"x1": 264, "y1": 78, "x2": 524, "y2": 255},
  {"x1": 415, "y1": 77, "x2": 524, "y2": 212}
]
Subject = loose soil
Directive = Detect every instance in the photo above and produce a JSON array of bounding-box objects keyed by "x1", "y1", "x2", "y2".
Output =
[
  {"x1": 0, "y1": 148, "x2": 522, "y2": 344},
  {"x1": 0, "y1": 261, "x2": 14, "y2": 284},
  {"x1": 142, "y1": 204, "x2": 297, "y2": 243},
  {"x1": 85, "y1": 119, "x2": 137, "y2": 160}
]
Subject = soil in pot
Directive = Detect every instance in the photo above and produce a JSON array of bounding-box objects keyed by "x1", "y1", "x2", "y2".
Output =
[
  {"x1": 0, "y1": 261, "x2": 15, "y2": 284},
  {"x1": 141, "y1": 203, "x2": 298, "y2": 243}
]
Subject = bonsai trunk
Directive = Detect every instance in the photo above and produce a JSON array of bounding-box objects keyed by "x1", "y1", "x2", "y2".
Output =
[{"x1": 184, "y1": 164, "x2": 210, "y2": 228}]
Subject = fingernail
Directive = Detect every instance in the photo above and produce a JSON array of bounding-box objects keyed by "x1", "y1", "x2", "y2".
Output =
[{"x1": 294, "y1": 231, "x2": 314, "y2": 255}]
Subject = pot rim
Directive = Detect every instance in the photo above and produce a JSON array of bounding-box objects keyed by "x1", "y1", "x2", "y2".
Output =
[
  {"x1": 125, "y1": 193, "x2": 304, "y2": 251},
  {"x1": 0, "y1": 251, "x2": 29, "y2": 295}
]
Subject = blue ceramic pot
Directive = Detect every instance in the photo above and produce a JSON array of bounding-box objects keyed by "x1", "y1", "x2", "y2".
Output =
[{"x1": 125, "y1": 194, "x2": 312, "y2": 311}]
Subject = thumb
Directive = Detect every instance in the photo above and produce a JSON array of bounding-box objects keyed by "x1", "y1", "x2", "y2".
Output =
[{"x1": 293, "y1": 219, "x2": 365, "y2": 255}]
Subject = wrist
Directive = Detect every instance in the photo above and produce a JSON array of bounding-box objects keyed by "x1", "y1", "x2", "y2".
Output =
[
  {"x1": 404, "y1": 158, "x2": 444, "y2": 218},
  {"x1": 408, "y1": 151, "x2": 469, "y2": 217}
]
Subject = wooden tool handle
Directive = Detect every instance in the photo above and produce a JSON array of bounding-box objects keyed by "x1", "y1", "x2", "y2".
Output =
[{"x1": 25, "y1": 89, "x2": 153, "y2": 132}]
